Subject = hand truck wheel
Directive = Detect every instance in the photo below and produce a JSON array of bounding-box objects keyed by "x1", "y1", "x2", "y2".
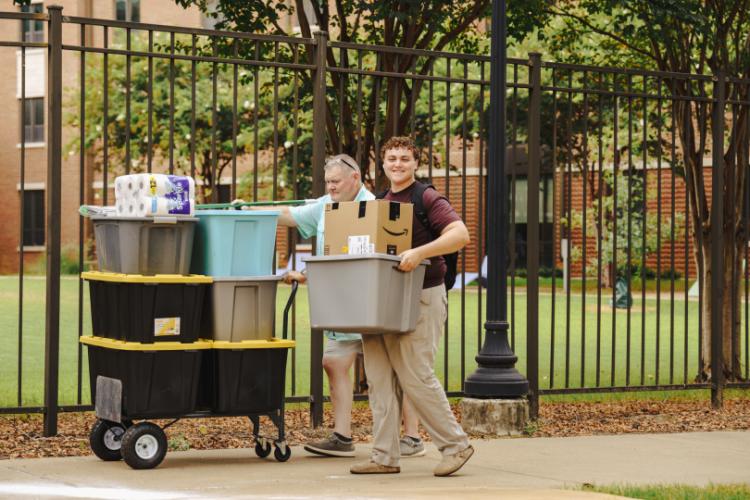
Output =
[
  {"x1": 121, "y1": 421, "x2": 168, "y2": 470},
  {"x1": 89, "y1": 419, "x2": 127, "y2": 461}
]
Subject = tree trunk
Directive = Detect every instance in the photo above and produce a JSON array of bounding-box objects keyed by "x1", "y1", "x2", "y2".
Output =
[
  {"x1": 674, "y1": 91, "x2": 747, "y2": 383},
  {"x1": 698, "y1": 235, "x2": 744, "y2": 381}
]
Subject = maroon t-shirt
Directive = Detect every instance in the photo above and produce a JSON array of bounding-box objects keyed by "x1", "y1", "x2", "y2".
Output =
[{"x1": 384, "y1": 181, "x2": 461, "y2": 289}]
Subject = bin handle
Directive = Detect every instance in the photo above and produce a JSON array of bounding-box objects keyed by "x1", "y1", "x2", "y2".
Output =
[
  {"x1": 392, "y1": 265, "x2": 407, "y2": 273},
  {"x1": 152, "y1": 216, "x2": 178, "y2": 224},
  {"x1": 282, "y1": 280, "x2": 299, "y2": 340}
]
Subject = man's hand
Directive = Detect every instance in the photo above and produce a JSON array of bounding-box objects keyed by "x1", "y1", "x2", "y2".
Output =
[
  {"x1": 231, "y1": 198, "x2": 250, "y2": 210},
  {"x1": 282, "y1": 270, "x2": 306, "y2": 284},
  {"x1": 398, "y1": 248, "x2": 425, "y2": 272}
]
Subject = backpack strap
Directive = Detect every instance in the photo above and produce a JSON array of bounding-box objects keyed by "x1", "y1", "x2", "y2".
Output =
[{"x1": 410, "y1": 181, "x2": 440, "y2": 241}]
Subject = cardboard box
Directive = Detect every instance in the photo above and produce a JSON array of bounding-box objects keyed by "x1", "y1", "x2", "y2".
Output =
[{"x1": 324, "y1": 200, "x2": 413, "y2": 256}]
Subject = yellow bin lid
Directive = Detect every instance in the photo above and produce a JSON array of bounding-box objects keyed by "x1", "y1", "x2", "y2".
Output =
[
  {"x1": 212, "y1": 338, "x2": 296, "y2": 349},
  {"x1": 81, "y1": 271, "x2": 212, "y2": 284},
  {"x1": 80, "y1": 336, "x2": 213, "y2": 351}
]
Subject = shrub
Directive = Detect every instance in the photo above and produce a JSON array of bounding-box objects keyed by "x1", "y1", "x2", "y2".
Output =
[{"x1": 22, "y1": 244, "x2": 87, "y2": 275}]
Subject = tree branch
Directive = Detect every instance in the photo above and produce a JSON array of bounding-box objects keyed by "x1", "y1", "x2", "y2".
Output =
[
  {"x1": 294, "y1": 0, "x2": 312, "y2": 38},
  {"x1": 352, "y1": 10, "x2": 362, "y2": 38},
  {"x1": 429, "y1": 1, "x2": 488, "y2": 54},
  {"x1": 545, "y1": 6, "x2": 657, "y2": 62},
  {"x1": 637, "y1": 2, "x2": 665, "y2": 69},
  {"x1": 335, "y1": 0, "x2": 348, "y2": 41},
  {"x1": 311, "y1": 0, "x2": 326, "y2": 30}
]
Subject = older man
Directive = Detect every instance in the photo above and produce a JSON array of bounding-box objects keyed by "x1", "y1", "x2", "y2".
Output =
[{"x1": 243, "y1": 154, "x2": 372, "y2": 456}]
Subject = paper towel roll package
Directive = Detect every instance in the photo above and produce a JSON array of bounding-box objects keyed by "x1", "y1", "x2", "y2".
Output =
[
  {"x1": 115, "y1": 174, "x2": 195, "y2": 216},
  {"x1": 116, "y1": 173, "x2": 195, "y2": 197}
]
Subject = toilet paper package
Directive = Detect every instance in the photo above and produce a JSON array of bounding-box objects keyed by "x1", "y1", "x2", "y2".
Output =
[
  {"x1": 124, "y1": 197, "x2": 196, "y2": 217},
  {"x1": 115, "y1": 174, "x2": 195, "y2": 217}
]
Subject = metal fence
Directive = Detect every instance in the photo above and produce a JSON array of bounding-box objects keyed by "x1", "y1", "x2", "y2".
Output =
[
  {"x1": 529, "y1": 60, "x2": 750, "y2": 403},
  {"x1": 1, "y1": 7, "x2": 748, "y2": 436}
]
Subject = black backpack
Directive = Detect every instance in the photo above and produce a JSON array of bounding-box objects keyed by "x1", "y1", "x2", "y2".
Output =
[{"x1": 377, "y1": 181, "x2": 458, "y2": 290}]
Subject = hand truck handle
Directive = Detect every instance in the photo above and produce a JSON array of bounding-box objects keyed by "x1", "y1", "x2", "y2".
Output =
[{"x1": 282, "y1": 280, "x2": 299, "y2": 340}]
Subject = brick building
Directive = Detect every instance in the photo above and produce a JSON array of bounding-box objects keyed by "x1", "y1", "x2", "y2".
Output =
[
  {"x1": 0, "y1": 0, "x2": 208, "y2": 273},
  {"x1": 1, "y1": 0, "x2": 322, "y2": 273},
  {"x1": 556, "y1": 164, "x2": 713, "y2": 281}
]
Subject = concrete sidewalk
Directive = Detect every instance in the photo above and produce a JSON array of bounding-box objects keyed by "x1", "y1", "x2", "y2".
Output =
[{"x1": 0, "y1": 431, "x2": 748, "y2": 499}]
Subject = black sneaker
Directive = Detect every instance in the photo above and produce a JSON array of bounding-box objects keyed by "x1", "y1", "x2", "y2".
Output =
[{"x1": 304, "y1": 433, "x2": 355, "y2": 457}]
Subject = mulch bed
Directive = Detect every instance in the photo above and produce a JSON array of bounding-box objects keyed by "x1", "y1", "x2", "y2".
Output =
[{"x1": 2, "y1": 398, "x2": 749, "y2": 460}]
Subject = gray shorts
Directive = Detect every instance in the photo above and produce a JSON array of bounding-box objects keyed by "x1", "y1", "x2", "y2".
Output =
[{"x1": 324, "y1": 338, "x2": 363, "y2": 357}]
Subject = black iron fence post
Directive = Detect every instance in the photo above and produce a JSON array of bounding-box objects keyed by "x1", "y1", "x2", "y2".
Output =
[
  {"x1": 710, "y1": 71, "x2": 726, "y2": 408},
  {"x1": 43, "y1": 4, "x2": 63, "y2": 437},
  {"x1": 526, "y1": 52, "x2": 542, "y2": 418},
  {"x1": 310, "y1": 30, "x2": 328, "y2": 428}
]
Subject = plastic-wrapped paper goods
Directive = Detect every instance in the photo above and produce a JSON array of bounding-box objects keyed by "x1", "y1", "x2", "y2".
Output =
[
  {"x1": 115, "y1": 174, "x2": 195, "y2": 217},
  {"x1": 79, "y1": 205, "x2": 117, "y2": 217}
]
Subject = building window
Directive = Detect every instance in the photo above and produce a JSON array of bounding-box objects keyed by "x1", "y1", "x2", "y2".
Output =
[
  {"x1": 16, "y1": 49, "x2": 45, "y2": 100},
  {"x1": 21, "y1": 3, "x2": 44, "y2": 42},
  {"x1": 22, "y1": 190, "x2": 45, "y2": 247},
  {"x1": 216, "y1": 184, "x2": 231, "y2": 203},
  {"x1": 22, "y1": 98, "x2": 44, "y2": 143},
  {"x1": 513, "y1": 176, "x2": 552, "y2": 224},
  {"x1": 511, "y1": 175, "x2": 555, "y2": 269},
  {"x1": 115, "y1": 0, "x2": 140, "y2": 22}
]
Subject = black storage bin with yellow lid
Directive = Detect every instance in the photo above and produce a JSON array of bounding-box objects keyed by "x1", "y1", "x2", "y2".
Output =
[
  {"x1": 81, "y1": 336, "x2": 211, "y2": 418},
  {"x1": 83, "y1": 271, "x2": 212, "y2": 343},
  {"x1": 197, "y1": 339, "x2": 295, "y2": 414}
]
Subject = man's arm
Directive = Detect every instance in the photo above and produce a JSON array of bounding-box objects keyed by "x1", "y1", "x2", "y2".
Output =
[
  {"x1": 233, "y1": 199, "x2": 298, "y2": 227},
  {"x1": 249, "y1": 205, "x2": 297, "y2": 227},
  {"x1": 397, "y1": 221, "x2": 470, "y2": 272}
]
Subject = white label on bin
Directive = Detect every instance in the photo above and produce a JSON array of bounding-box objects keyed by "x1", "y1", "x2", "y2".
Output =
[
  {"x1": 154, "y1": 317, "x2": 181, "y2": 337},
  {"x1": 348, "y1": 235, "x2": 374, "y2": 255}
]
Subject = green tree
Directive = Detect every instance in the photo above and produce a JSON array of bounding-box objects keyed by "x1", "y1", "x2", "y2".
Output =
[
  {"x1": 64, "y1": 36, "x2": 287, "y2": 202},
  {"x1": 537, "y1": 1, "x2": 750, "y2": 381},
  {"x1": 173, "y1": 0, "x2": 548, "y2": 189},
  {"x1": 568, "y1": 170, "x2": 685, "y2": 287}
]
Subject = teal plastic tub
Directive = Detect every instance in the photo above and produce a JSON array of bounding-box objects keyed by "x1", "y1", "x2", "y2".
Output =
[{"x1": 191, "y1": 210, "x2": 279, "y2": 277}]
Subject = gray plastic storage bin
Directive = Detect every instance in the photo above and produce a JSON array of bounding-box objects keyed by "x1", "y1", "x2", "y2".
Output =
[
  {"x1": 304, "y1": 254, "x2": 427, "y2": 334},
  {"x1": 92, "y1": 215, "x2": 197, "y2": 275},
  {"x1": 208, "y1": 276, "x2": 282, "y2": 341}
]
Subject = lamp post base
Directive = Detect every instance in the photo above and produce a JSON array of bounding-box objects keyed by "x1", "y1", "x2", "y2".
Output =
[
  {"x1": 460, "y1": 398, "x2": 529, "y2": 436},
  {"x1": 464, "y1": 320, "x2": 529, "y2": 398}
]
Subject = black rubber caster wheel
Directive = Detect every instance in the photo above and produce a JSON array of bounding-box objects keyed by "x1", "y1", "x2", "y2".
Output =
[
  {"x1": 255, "y1": 439, "x2": 272, "y2": 458},
  {"x1": 89, "y1": 419, "x2": 126, "y2": 461},
  {"x1": 121, "y1": 422, "x2": 168, "y2": 470},
  {"x1": 274, "y1": 444, "x2": 291, "y2": 462}
]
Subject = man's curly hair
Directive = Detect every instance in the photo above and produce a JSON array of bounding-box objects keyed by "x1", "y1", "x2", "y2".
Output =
[{"x1": 380, "y1": 136, "x2": 420, "y2": 162}]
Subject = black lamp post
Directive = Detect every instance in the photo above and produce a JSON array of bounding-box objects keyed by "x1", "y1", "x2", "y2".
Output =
[{"x1": 464, "y1": 0, "x2": 529, "y2": 398}]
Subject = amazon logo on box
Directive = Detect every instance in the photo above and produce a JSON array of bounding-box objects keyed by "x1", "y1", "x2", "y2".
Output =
[{"x1": 324, "y1": 200, "x2": 413, "y2": 256}]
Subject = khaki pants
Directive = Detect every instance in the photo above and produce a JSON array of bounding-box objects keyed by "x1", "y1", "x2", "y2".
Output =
[{"x1": 362, "y1": 285, "x2": 469, "y2": 467}]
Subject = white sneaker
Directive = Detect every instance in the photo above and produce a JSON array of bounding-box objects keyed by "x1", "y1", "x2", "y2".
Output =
[{"x1": 399, "y1": 436, "x2": 426, "y2": 457}]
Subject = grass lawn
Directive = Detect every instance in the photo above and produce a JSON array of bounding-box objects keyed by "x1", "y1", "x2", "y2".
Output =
[
  {"x1": 0, "y1": 276, "x2": 92, "y2": 408},
  {"x1": 581, "y1": 483, "x2": 750, "y2": 499},
  {"x1": 1, "y1": 276, "x2": 746, "y2": 408}
]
